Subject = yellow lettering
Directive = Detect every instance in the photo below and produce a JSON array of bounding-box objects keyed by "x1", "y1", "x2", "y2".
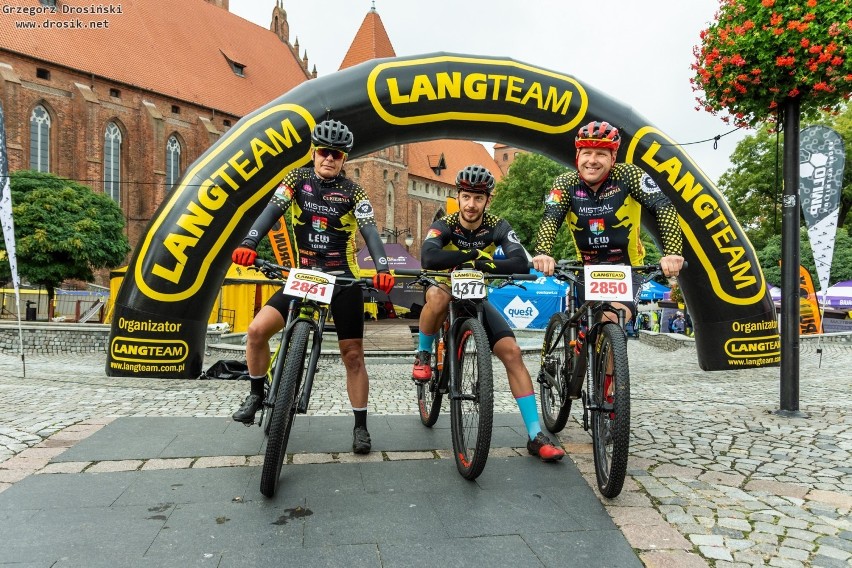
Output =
[
  {"x1": 730, "y1": 260, "x2": 756, "y2": 289},
  {"x1": 265, "y1": 119, "x2": 301, "y2": 153},
  {"x1": 250, "y1": 138, "x2": 279, "y2": 170},
  {"x1": 520, "y1": 81, "x2": 544, "y2": 108},
  {"x1": 543, "y1": 86, "x2": 571, "y2": 114},
  {"x1": 410, "y1": 74, "x2": 438, "y2": 102},
  {"x1": 177, "y1": 202, "x2": 213, "y2": 238},
  {"x1": 229, "y1": 150, "x2": 257, "y2": 181},
  {"x1": 197, "y1": 180, "x2": 228, "y2": 210},
  {"x1": 488, "y1": 74, "x2": 506, "y2": 99},
  {"x1": 387, "y1": 78, "x2": 409, "y2": 104},
  {"x1": 673, "y1": 171, "x2": 704, "y2": 202},
  {"x1": 435, "y1": 72, "x2": 461, "y2": 98},
  {"x1": 464, "y1": 73, "x2": 488, "y2": 100},
  {"x1": 211, "y1": 163, "x2": 239, "y2": 190},
  {"x1": 505, "y1": 76, "x2": 523, "y2": 103}
]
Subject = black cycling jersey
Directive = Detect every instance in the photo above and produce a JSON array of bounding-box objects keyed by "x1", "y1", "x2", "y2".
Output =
[
  {"x1": 421, "y1": 212, "x2": 530, "y2": 274},
  {"x1": 533, "y1": 163, "x2": 682, "y2": 265},
  {"x1": 420, "y1": 211, "x2": 529, "y2": 348},
  {"x1": 242, "y1": 167, "x2": 388, "y2": 278}
]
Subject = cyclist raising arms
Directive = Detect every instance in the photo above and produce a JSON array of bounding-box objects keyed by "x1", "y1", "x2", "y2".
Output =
[
  {"x1": 531, "y1": 120, "x2": 684, "y2": 324},
  {"x1": 230, "y1": 119, "x2": 395, "y2": 455},
  {"x1": 412, "y1": 165, "x2": 565, "y2": 462}
]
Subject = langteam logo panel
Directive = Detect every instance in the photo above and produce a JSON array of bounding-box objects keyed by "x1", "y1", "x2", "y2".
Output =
[
  {"x1": 626, "y1": 127, "x2": 766, "y2": 305},
  {"x1": 367, "y1": 55, "x2": 588, "y2": 133},
  {"x1": 110, "y1": 337, "x2": 189, "y2": 364},
  {"x1": 134, "y1": 104, "x2": 315, "y2": 302}
]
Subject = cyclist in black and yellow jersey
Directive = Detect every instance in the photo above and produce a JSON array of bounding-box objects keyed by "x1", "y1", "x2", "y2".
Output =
[
  {"x1": 413, "y1": 165, "x2": 565, "y2": 462},
  {"x1": 230, "y1": 119, "x2": 395, "y2": 455},
  {"x1": 532, "y1": 120, "x2": 684, "y2": 325}
]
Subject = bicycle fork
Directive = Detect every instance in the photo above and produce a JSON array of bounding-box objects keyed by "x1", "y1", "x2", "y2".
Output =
[{"x1": 296, "y1": 312, "x2": 326, "y2": 414}]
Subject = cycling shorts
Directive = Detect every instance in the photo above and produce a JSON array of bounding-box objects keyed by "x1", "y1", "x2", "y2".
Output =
[{"x1": 266, "y1": 284, "x2": 365, "y2": 341}]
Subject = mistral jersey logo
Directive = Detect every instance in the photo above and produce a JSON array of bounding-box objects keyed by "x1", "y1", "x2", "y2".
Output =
[
  {"x1": 503, "y1": 296, "x2": 538, "y2": 329},
  {"x1": 134, "y1": 104, "x2": 315, "y2": 302},
  {"x1": 367, "y1": 55, "x2": 588, "y2": 134}
]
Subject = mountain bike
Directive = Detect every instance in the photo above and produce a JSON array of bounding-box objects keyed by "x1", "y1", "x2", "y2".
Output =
[
  {"x1": 251, "y1": 259, "x2": 373, "y2": 498},
  {"x1": 537, "y1": 260, "x2": 672, "y2": 498},
  {"x1": 396, "y1": 267, "x2": 537, "y2": 480}
]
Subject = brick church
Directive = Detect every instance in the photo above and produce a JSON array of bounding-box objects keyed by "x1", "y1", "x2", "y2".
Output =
[{"x1": 0, "y1": 0, "x2": 523, "y2": 284}]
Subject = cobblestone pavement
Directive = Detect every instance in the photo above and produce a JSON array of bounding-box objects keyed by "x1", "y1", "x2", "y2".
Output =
[{"x1": 0, "y1": 339, "x2": 850, "y2": 567}]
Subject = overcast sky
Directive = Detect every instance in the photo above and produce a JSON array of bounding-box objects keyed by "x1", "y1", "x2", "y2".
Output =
[{"x1": 230, "y1": 0, "x2": 747, "y2": 184}]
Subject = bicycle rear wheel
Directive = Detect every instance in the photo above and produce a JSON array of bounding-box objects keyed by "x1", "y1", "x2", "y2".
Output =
[
  {"x1": 539, "y1": 312, "x2": 573, "y2": 433},
  {"x1": 260, "y1": 321, "x2": 310, "y2": 498},
  {"x1": 590, "y1": 322, "x2": 630, "y2": 498},
  {"x1": 450, "y1": 318, "x2": 493, "y2": 480},
  {"x1": 416, "y1": 329, "x2": 444, "y2": 427}
]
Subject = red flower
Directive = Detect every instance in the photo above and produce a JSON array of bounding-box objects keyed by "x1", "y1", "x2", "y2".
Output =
[{"x1": 692, "y1": 0, "x2": 851, "y2": 128}]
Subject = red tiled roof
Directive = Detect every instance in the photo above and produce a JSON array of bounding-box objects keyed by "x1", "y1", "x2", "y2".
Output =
[
  {"x1": 408, "y1": 140, "x2": 503, "y2": 186},
  {"x1": 339, "y1": 7, "x2": 396, "y2": 70},
  {"x1": 0, "y1": 0, "x2": 309, "y2": 116}
]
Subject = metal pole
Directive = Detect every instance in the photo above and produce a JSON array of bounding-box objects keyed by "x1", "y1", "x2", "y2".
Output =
[{"x1": 779, "y1": 96, "x2": 804, "y2": 416}]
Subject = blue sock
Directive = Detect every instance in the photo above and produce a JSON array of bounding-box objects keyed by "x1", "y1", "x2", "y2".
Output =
[
  {"x1": 418, "y1": 331, "x2": 437, "y2": 352},
  {"x1": 516, "y1": 393, "x2": 541, "y2": 440}
]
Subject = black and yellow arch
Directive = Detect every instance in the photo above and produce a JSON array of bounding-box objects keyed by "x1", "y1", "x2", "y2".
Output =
[{"x1": 106, "y1": 53, "x2": 779, "y2": 379}]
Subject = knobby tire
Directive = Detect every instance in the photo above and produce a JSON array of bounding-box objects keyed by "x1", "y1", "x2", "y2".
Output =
[
  {"x1": 450, "y1": 318, "x2": 493, "y2": 480},
  {"x1": 417, "y1": 328, "x2": 444, "y2": 427},
  {"x1": 591, "y1": 322, "x2": 630, "y2": 498},
  {"x1": 260, "y1": 321, "x2": 310, "y2": 498},
  {"x1": 539, "y1": 312, "x2": 573, "y2": 433}
]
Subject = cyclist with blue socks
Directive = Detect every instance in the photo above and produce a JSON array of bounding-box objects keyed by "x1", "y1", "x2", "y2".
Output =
[{"x1": 411, "y1": 165, "x2": 565, "y2": 462}]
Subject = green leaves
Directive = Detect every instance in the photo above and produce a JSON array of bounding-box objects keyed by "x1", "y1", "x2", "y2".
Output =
[
  {"x1": 1, "y1": 170, "x2": 131, "y2": 294},
  {"x1": 692, "y1": 0, "x2": 852, "y2": 128}
]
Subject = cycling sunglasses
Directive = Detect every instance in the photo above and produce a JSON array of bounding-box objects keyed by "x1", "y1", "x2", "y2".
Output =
[{"x1": 314, "y1": 147, "x2": 347, "y2": 161}]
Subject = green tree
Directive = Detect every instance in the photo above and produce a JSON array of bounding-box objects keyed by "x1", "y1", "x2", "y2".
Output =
[
  {"x1": 757, "y1": 226, "x2": 852, "y2": 286},
  {"x1": 489, "y1": 153, "x2": 574, "y2": 259},
  {"x1": 719, "y1": 103, "x2": 852, "y2": 251},
  {"x1": 1, "y1": 171, "x2": 130, "y2": 314},
  {"x1": 718, "y1": 126, "x2": 784, "y2": 250}
]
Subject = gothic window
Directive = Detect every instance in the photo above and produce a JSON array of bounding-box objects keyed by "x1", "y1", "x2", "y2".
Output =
[
  {"x1": 166, "y1": 135, "x2": 182, "y2": 190},
  {"x1": 104, "y1": 122, "x2": 122, "y2": 203},
  {"x1": 29, "y1": 105, "x2": 51, "y2": 172}
]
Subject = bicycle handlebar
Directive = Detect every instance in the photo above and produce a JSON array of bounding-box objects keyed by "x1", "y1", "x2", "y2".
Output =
[
  {"x1": 251, "y1": 259, "x2": 375, "y2": 289},
  {"x1": 394, "y1": 267, "x2": 538, "y2": 281}
]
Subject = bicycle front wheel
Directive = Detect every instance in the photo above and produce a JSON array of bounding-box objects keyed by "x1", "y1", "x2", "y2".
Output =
[
  {"x1": 450, "y1": 318, "x2": 493, "y2": 480},
  {"x1": 590, "y1": 322, "x2": 630, "y2": 498},
  {"x1": 260, "y1": 321, "x2": 310, "y2": 498},
  {"x1": 539, "y1": 312, "x2": 573, "y2": 433},
  {"x1": 261, "y1": 342, "x2": 286, "y2": 436},
  {"x1": 416, "y1": 333, "x2": 443, "y2": 427}
]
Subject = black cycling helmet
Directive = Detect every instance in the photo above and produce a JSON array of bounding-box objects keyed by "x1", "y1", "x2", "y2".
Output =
[
  {"x1": 575, "y1": 120, "x2": 621, "y2": 152},
  {"x1": 311, "y1": 119, "x2": 354, "y2": 153},
  {"x1": 455, "y1": 164, "x2": 495, "y2": 195}
]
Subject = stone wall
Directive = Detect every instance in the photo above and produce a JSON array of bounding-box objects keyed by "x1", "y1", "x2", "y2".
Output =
[{"x1": 0, "y1": 322, "x2": 224, "y2": 355}]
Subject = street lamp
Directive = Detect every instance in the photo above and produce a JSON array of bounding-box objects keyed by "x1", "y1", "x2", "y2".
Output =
[{"x1": 380, "y1": 226, "x2": 411, "y2": 245}]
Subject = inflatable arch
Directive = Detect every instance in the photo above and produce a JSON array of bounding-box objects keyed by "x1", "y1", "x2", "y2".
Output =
[{"x1": 107, "y1": 53, "x2": 780, "y2": 379}]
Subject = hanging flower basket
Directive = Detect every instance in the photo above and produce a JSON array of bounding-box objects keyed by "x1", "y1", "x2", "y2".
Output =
[{"x1": 691, "y1": 0, "x2": 852, "y2": 128}]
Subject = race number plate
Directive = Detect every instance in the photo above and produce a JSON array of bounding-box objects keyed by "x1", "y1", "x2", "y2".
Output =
[
  {"x1": 451, "y1": 270, "x2": 486, "y2": 299},
  {"x1": 583, "y1": 265, "x2": 633, "y2": 302},
  {"x1": 284, "y1": 269, "x2": 336, "y2": 304}
]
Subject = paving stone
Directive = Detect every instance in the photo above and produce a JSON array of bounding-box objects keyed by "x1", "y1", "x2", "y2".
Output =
[
  {"x1": 639, "y1": 550, "x2": 710, "y2": 568},
  {"x1": 0, "y1": 340, "x2": 850, "y2": 567},
  {"x1": 698, "y1": 545, "x2": 734, "y2": 561},
  {"x1": 621, "y1": 523, "x2": 692, "y2": 550},
  {"x1": 191, "y1": 455, "x2": 247, "y2": 468},
  {"x1": 86, "y1": 459, "x2": 143, "y2": 473}
]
